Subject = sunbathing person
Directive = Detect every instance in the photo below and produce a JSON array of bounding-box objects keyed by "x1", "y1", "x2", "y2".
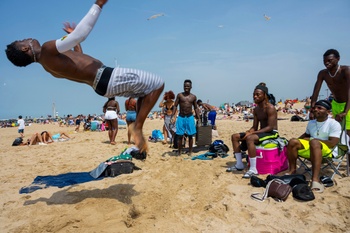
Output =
[
  {"x1": 16, "y1": 133, "x2": 47, "y2": 146},
  {"x1": 41, "y1": 131, "x2": 72, "y2": 143}
]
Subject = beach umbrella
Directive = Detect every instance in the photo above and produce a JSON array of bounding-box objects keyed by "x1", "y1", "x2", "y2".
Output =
[{"x1": 236, "y1": 101, "x2": 252, "y2": 107}]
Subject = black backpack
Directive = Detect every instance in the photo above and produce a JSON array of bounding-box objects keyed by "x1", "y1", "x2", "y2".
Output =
[
  {"x1": 12, "y1": 137, "x2": 23, "y2": 146},
  {"x1": 103, "y1": 160, "x2": 141, "y2": 177},
  {"x1": 209, "y1": 140, "x2": 229, "y2": 157},
  {"x1": 291, "y1": 115, "x2": 304, "y2": 122},
  {"x1": 268, "y1": 93, "x2": 276, "y2": 106}
]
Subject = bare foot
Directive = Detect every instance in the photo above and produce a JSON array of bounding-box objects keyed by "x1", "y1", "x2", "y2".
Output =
[
  {"x1": 110, "y1": 141, "x2": 116, "y2": 145},
  {"x1": 133, "y1": 129, "x2": 148, "y2": 153}
]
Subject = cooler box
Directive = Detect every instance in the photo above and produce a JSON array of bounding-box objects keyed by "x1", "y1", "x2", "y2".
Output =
[
  {"x1": 196, "y1": 126, "x2": 212, "y2": 146},
  {"x1": 255, "y1": 143, "x2": 288, "y2": 175}
]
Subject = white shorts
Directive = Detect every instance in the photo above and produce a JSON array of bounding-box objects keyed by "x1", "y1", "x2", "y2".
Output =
[{"x1": 105, "y1": 110, "x2": 118, "y2": 120}]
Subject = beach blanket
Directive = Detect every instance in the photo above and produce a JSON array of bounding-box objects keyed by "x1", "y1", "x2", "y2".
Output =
[{"x1": 19, "y1": 172, "x2": 101, "y2": 194}]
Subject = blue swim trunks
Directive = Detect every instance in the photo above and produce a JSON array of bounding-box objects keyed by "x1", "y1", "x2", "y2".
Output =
[
  {"x1": 126, "y1": 111, "x2": 136, "y2": 122},
  {"x1": 176, "y1": 115, "x2": 197, "y2": 136},
  {"x1": 208, "y1": 110, "x2": 217, "y2": 126}
]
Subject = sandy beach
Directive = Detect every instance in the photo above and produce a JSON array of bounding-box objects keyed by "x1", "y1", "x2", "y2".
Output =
[{"x1": 1, "y1": 108, "x2": 350, "y2": 233}]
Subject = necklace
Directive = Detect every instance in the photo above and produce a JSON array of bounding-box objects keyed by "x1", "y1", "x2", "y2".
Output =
[
  {"x1": 29, "y1": 39, "x2": 37, "y2": 62},
  {"x1": 315, "y1": 119, "x2": 327, "y2": 136},
  {"x1": 328, "y1": 65, "x2": 340, "y2": 78}
]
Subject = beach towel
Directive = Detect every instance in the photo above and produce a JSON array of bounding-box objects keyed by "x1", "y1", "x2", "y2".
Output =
[{"x1": 20, "y1": 172, "x2": 100, "y2": 194}]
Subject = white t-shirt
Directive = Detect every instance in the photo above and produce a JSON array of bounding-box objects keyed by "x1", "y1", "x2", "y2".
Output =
[
  {"x1": 17, "y1": 119, "x2": 25, "y2": 130},
  {"x1": 305, "y1": 118, "x2": 341, "y2": 140}
]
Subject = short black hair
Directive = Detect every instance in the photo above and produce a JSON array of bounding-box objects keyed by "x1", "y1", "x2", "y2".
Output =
[
  {"x1": 323, "y1": 49, "x2": 340, "y2": 58},
  {"x1": 184, "y1": 79, "x2": 192, "y2": 84},
  {"x1": 5, "y1": 42, "x2": 32, "y2": 67},
  {"x1": 197, "y1": 99, "x2": 203, "y2": 104}
]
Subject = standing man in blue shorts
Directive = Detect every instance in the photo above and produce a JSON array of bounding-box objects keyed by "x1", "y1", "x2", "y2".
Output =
[
  {"x1": 5, "y1": 0, "x2": 164, "y2": 153},
  {"x1": 173, "y1": 80, "x2": 200, "y2": 155},
  {"x1": 310, "y1": 49, "x2": 350, "y2": 141},
  {"x1": 196, "y1": 99, "x2": 217, "y2": 129}
]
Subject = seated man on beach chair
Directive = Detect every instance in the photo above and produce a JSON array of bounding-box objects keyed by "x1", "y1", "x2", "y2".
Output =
[
  {"x1": 287, "y1": 100, "x2": 341, "y2": 193},
  {"x1": 227, "y1": 84, "x2": 279, "y2": 178}
]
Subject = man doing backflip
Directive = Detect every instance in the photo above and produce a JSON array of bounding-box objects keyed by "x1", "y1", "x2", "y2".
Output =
[{"x1": 5, "y1": 0, "x2": 164, "y2": 152}]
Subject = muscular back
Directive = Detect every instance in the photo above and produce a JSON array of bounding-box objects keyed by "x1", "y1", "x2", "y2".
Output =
[{"x1": 40, "y1": 40, "x2": 103, "y2": 86}]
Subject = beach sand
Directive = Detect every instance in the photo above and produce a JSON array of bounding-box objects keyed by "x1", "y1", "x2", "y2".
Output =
[{"x1": 1, "y1": 108, "x2": 350, "y2": 233}]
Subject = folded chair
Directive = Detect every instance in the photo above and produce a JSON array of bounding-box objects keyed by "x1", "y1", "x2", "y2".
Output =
[{"x1": 298, "y1": 119, "x2": 349, "y2": 179}]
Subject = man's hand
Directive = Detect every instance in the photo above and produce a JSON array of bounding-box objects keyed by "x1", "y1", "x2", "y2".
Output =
[
  {"x1": 335, "y1": 112, "x2": 346, "y2": 122},
  {"x1": 63, "y1": 22, "x2": 76, "y2": 34},
  {"x1": 95, "y1": 0, "x2": 108, "y2": 8},
  {"x1": 62, "y1": 22, "x2": 83, "y2": 53}
]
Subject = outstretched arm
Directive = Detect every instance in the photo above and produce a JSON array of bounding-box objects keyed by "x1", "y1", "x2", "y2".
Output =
[
  {"x1": 55, "y1": 0, "x2": 108, "y2": 53},
  {"x1": 62, "y1": 22, "x2": 83, "y2": 53},
  {"x1": 310, "y1": 71, "x2": 324, "y2": 119}
]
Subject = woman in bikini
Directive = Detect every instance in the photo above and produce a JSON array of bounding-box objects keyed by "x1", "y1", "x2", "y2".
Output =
[
  {"x1": 125, "y1": 97, "x2": 137, "y2": 145},
  {"x1": 103, "y1": 97, "x2": 120, "y2": 145},
  {"x1": 159, "y1": 91, "x2": 177, "y2": 145}
]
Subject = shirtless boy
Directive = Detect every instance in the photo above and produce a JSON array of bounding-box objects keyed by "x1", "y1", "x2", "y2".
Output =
[
  {"x1": 310, "y1": 49, "x2": 350, "y2": 139},
  {"x1": 173, "y1": 80, "x2": 200, "y2": 155},
  {"x1": 227, "y1": 85, "x2": 279, "y2": 178}
]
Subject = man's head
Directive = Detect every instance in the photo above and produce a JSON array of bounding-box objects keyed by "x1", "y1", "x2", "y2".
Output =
[
  {"x1": 323, "y1": 49, "x2": 340, "y2": 70},
  {"x1": 183, "y1": 79, "x2": 192, "y2": 93},
  {"x1": 313, "y1": 99, "x2": 331, "y2": 120},
  {"x1": 324, "y1": 49, "x2": 340, "y2": 58},
  {"x1": 197, "y1": 99, "x2": 203, "y2": 106},
  {"x1": 5, "y1": 39, "x2": 37, "y2": 67},
  {"x1": 253, "y1": 85, "x2": 269, "y2": 104},
  {"x1": 18, "y1": 115, "x2": 22, "y2": 119}
]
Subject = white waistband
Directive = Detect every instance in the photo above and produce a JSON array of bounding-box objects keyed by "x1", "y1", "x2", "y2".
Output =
[{"x1": 92, "y1": 65, "x2": 107, "y2": 90}]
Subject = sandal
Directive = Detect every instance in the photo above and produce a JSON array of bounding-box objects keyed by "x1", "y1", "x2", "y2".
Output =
[
  {"x1": 311, "y1": 181, "x2": 325, "y2": 193},
  {"x1": 226, "y1": 165, "x2": 244, "y2": 172},
  {"x1": 242, "y1": 170, "x2": 258, "y2": 179},
  {"x1": 320, "y1": 176, "x2": 334, "y2": 187}
]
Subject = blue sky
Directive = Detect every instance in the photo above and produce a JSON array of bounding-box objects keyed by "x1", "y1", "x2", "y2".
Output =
[{"x1": 1, "y1": 0, "x2": 350, "y2": 119}]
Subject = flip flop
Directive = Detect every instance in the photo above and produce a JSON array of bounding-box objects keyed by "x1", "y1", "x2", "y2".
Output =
[
  {"x1": 320, "y1": 175, "x2": 334, "y2": 187},
  {"x1": 311, "y1": 181, "x2": 325, "y2": 193}
]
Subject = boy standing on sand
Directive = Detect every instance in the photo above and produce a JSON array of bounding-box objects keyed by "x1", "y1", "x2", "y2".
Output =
[
  {"x1": 5, "y1": 0, "x2": 164, "y2": 152},
  {"x1": 173, "y1": 80, "x2": 200, "y2": 155},
  {"x1": 17, "y1": 115, "x2": 25, "y2": 137},
  {"x1": 310, "y1": 49, "x2": 350, "y2": 140}
]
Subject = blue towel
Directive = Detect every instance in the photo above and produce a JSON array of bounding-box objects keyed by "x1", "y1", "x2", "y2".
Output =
[{"x1": 19, "y1": 172, "x2": 102, "y2": 194}]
